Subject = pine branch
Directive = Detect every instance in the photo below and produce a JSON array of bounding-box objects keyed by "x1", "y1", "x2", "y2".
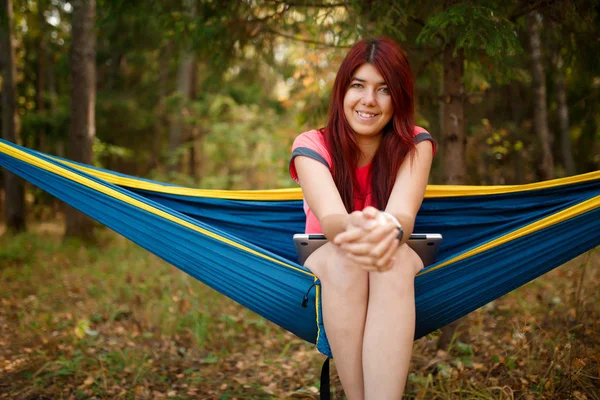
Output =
[{"x1": 263, "y1": 26, "x2": 351, "y2": 48}]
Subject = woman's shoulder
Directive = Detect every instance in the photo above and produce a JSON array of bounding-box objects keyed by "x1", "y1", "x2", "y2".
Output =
[
  {"x1": 292, "y1": 129, "x2": 326, "y2": 147},
  {"x1": 289, "y1": 129, "x2": 332, "y2": 182},
  {"x1": 412, "y1": 125, "x2": 436, "y2": 154},
  {"x1": 413, "y1": 125, "x2": 431, "y2": 136},
  {"x1": 292, "y1": 129, "x2": 330, "y2": 155}
]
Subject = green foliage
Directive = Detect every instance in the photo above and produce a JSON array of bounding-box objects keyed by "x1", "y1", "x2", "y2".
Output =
[
  {"x1": 20, "y1": 95, "x2": 71, "y2": 145},
  {"x1": 9, "y1": 0, "x2": 600, "y2": 198},
  {"x1": 92, "y1": 138, "x2": 133, "y2": 168},
  {"x1": 417, "y1": 3, "x2": 522, "y2": 59},
  {"x1": 200, "y1": 94, "x2": 296, "y2": 189}
]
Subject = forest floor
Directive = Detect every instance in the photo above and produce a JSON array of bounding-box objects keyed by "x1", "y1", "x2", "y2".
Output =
[{"x1": 0, "y1": 222, "x2": 598, "y2": 400}]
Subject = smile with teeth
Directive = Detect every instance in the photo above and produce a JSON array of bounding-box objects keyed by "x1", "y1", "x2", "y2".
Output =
[{"x1": 356, "y1": 110, "x2": 378, "y2": 119}]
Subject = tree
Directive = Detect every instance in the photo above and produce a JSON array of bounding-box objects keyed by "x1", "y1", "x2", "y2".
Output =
[
  {"x1": 0, "y1": 0, "x2": 26, "y2": 232},
  {"x1": 65, "y1": 0, "x2": 96, "y2": 240},
  {"x1": 553, "y1": 50, "x2": 575, "y2": 176},
  {"x1": 527, "y1": 12, "x2": 554, "y2": 180},
  {"x1": 35, "y1": 0, "x2": 48, "y2": 152},
  {"x1": 440, "y1": 43, "x2": 466, "y2": 185},
  {"x1": 413, "y1": 0, "x2": 522, "y2": 348}
]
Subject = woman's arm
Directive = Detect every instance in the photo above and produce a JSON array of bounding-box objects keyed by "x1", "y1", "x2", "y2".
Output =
[
  {"x1": 384, "y1": 140, "x2": 434, "y2": 242},
  {"x1": 334, "y1": 140, "x2": 433, "y2": 270},
  {"x1": 294, "y1": 156, "x2": 349, "y2": 240}
]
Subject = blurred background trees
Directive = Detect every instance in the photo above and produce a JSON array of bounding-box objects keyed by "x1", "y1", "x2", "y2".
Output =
[
  {"x1": 1, "y1": 0, "x2": 599, "y2": 229},
  {"x1": 0, "y1": 0, "x2": 599, "y2": 389}
]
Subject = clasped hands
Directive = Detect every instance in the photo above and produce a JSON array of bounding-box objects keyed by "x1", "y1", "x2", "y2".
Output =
[{"x1": 333, "y1": 206, "x2": 402, "y2": 272}]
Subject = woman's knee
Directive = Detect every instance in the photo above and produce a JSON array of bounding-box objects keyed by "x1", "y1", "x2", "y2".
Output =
[
  {"x1": 392, "y1": 244, "x2": 424, "y2": 276},
  {"x1": 370, "y1": 245, "x2": 423, "y2": 291},
  {"x1": 304, "y1": 243, "x2": 368, "y2": 292}
]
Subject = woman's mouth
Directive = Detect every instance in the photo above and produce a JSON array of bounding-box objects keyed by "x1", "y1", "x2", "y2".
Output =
[{"x1": 356, "y1": 110, "x2": 378, "y2": 121}]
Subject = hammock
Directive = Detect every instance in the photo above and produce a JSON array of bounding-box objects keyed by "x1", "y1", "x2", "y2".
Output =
[{"x1": 1, "y1": 138, "x2": 599, "y2": 357}]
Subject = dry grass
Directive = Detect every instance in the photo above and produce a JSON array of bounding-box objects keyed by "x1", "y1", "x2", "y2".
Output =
[{"x1": 0, "y1": 223, "x2": 598, "y2": 399}]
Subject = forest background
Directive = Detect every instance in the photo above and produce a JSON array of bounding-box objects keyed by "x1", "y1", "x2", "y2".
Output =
[{"x1": 1, "y1": 0, "x2": 599, "y2": 399}]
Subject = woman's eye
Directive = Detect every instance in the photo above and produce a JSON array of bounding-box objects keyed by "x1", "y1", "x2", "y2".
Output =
[
  {"x1": 351, "y1": 83, "x2": 363, "y2": 88},
  {"x1": 379, "y1": 87, "x2": 390, "y2": 94}
]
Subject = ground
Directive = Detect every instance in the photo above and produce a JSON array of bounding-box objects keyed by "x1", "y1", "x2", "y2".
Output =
[{"x1": 0, "y1": 222, "x2": 598, "y2": 399}]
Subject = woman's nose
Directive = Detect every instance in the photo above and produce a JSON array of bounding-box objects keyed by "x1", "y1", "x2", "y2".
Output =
[{"x1": 361, "y1": 89, "x2": 376, "y2": 106}]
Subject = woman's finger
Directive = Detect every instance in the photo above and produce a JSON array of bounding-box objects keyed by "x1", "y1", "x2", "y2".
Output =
[
  {"x1": 376, "y1": 259, "x2": 395, "y2": 272},
  {"x1": 339, "y1": 250, "x2": 379, "y2": 271},
  {"x1": 369, "y1": 229, "x2": 398, "y2": 258},
  {"x1": 361, "y1": 222, "x2": 396, "y2": 243},
  {"x1": 376, "y1": 238, "x2": 400, "y2": 269},
  {"x1": 340, "y1": 222, "x2": 395, "y2": 254},
  {"x1": 334, "y1": 227, "x2": 364, "y2": 244},
  {"x1": 363, "y1": 206, "x2": 379, "y2": 219},
  {"x1": 348, "y1": 211, "x2": 364, "y2": 227},
  {"x1": 340, "y1": 241, "x2": 373, "y2": 255},
  {"x1": 344, "y1": 252, "x2": 376, "y2": 265}
]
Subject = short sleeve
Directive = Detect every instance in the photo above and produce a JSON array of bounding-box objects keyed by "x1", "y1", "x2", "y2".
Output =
[
  {"x1": 413, "y1": 126, "x2": 436, "y2": 156},
  {"x1": 289, "y1": 130, "x2": 333, "y2": 184}
]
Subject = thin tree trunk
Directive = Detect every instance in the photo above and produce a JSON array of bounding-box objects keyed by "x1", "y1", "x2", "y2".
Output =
[
  {"x1": 527, "y1": 13, "x2": 554, "y2": 180},
  {"x1": 65, "y1": 0, "x2": 96, "y2": 240},
  {"x1": 168, "y1": 0, "x2": 196, "y2": 174},
  {"x1": 36, "y1": 0, "x2": 47, "y2": 152},
  {"x1": 438, "y1": 42, "x2": 466, "y2": 350},
  {"x1": 153, "y1": 43, "x2": 170, "y2": 170},
  {"x1": 187, "y1": 61, "x2": 199, "y2": 181},
  {"x1": 188, "y1": 128, "x2": 198, "y2": 182},
  {"x1": 554, "y1": 54, "x2": 575, "y2": 176},
  {"x1": 0, "y1": 0, "x2": 26, "y2": 232},
  {"x1": 509, "y1": 84, "x2": 525, "y2": 184},
  {"x1": 168, "y1": 53, "x2": 194, "y2": 173},
  {"x1": 441, "y1": 44, "x2": 466, "y2": 185}
]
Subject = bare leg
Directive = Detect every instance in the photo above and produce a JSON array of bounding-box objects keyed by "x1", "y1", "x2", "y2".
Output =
[
  {"x1": 305, "y1": 243, "x2": 369, "y2": 400},
  {"x1": 362, "y1": 244, "x2": 423, "y2": 400}
]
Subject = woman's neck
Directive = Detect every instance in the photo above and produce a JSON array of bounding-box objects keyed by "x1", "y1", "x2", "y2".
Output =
[{"x1": 356, "y1": 134, "x2": 382, "y2": 167}]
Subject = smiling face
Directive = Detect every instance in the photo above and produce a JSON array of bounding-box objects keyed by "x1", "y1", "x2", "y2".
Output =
[{"x1": 343, "y1": 63, "x2": 394, "y2": 138}]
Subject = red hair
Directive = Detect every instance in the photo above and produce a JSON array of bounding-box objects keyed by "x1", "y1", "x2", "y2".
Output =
[{"x1": 323, "y1": 37, "x2": 415, "y2": 211}]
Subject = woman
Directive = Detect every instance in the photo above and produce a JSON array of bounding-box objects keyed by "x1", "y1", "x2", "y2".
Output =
[{"x1": 290, "y1": 37, "x2": 436, "y2": 399}]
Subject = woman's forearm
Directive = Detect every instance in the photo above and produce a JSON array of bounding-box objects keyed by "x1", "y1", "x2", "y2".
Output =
[
  {"x1": 383, "y1": 211, "x2": 415, "y2": 245},
  {"x1": 320, "y1": 213, "x2": 349, "y2": 241}
]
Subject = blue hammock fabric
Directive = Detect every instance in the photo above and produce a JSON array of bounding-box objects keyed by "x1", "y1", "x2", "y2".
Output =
[{"x1": 1, "y1": 138, "x2": 599, "y2": 357}]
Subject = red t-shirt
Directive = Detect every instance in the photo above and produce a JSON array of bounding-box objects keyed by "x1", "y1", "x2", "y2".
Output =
[{"x1": 290, "y1": 127, "x2": 435, "y2": 233}]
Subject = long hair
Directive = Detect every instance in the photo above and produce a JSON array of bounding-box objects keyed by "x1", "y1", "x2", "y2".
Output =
[{"x1": 323, "y1": 37, "x2": 415, "y2": 211}]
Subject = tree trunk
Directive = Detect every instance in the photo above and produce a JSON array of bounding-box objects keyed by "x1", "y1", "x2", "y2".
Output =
[
  {"x1": 168, "y1": 52, "x2": 194, "y2": 173},
  {"x1": 0, "y1": 0, "x2": 26, "y2": 232},
  {"x1": 438, "y1": 42, "x2": 466, "y2": 350},
  {"x1": 441, "y1": 44, "x2": 466, "y2": 185},
  {"x1": 65, "y1": 0, "x2": 96, "y2": 240},
  {"x1": 509, "y1": 83, "x2": 525, "y2": 184},
  {"x1": 36, "y1": 0, "x2": 47, "y2": 152},
  {"x1": 151, "y1": 43, "x2": 170, "y2": 171},
  {"x1": 527, "y1": 13, "x2": 554, "y2": 181},
  {"x1": 554, "y1": 54, "x2": 575, "y2": 176},
  {"x1": 168, "y1": 0, "x2": 196, "y2": 174},
  {"x1": 187, "y1": 61, "x2": 199, "y2": 181}
]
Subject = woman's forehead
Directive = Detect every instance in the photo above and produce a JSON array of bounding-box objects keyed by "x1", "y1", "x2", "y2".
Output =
[{"x1": 352, "y1": 64, "x2": 386, "y2": 84}]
